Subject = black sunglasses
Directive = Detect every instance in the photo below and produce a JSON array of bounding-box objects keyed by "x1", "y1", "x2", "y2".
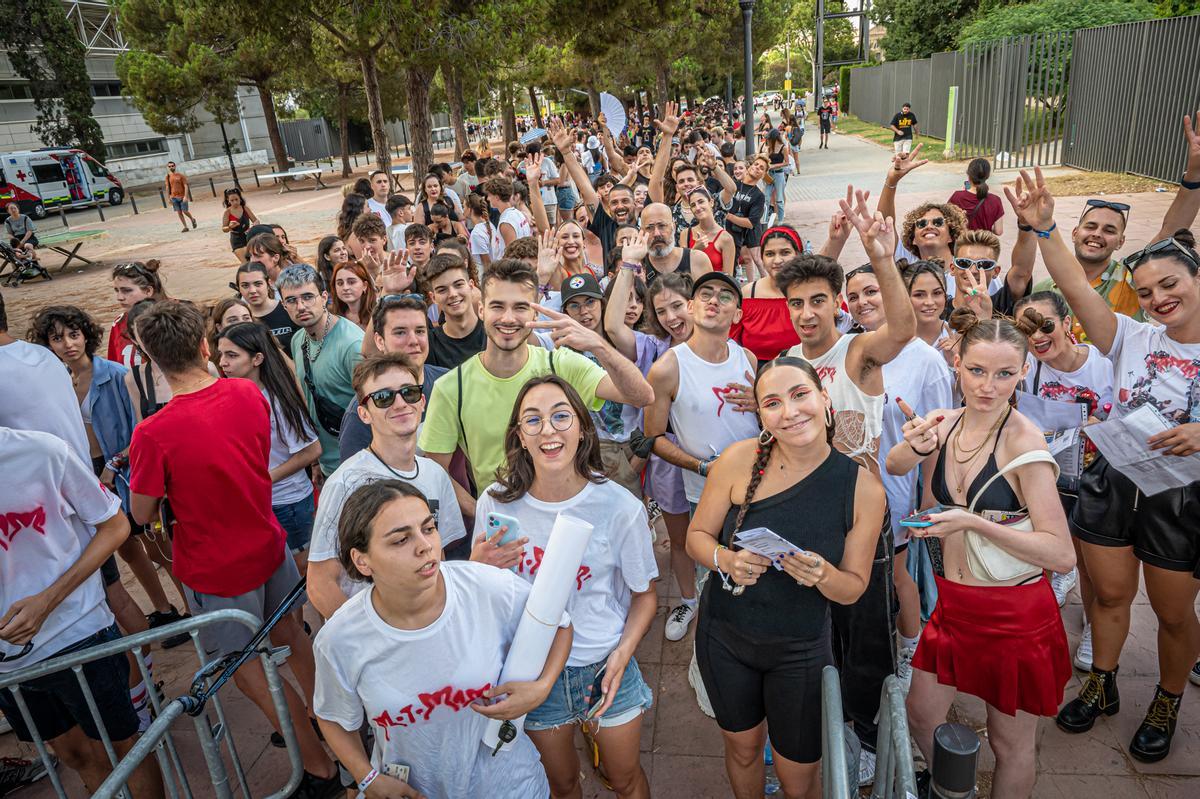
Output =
[
  {"x1": 914, "y1": 217, "x2": 945, "y2": 229},
  {"x1": 1124, "y1": 237, "x2": 1200, "y2": 272},
  {"x1": 845, "y1": 264, "x2": 874, "y2": 281},
  {"x1": 0, "y1": 642, "x2": 32, "y2": 663},
  {"x1": 1081, "y1": 199, "x2": 1130, "y2": 223},
  {"x1": 362, "y1": 385, "x2": 423, "y2": 409}
]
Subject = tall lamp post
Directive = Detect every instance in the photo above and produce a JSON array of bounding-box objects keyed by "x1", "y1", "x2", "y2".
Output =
[{"x1": 740, "y1": 0, "x2": 756, "y2": 156}]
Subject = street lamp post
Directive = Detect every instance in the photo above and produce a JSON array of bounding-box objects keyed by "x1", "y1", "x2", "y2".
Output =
[{"x1": 740, "y1": 0, "x2": 756, "y2": 157}]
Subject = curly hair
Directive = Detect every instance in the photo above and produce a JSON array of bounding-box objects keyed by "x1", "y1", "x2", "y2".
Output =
[
  {"x1": 901, "y1": 202, "x2": 968, "y2": 254},
  {"x1": 29, "y1": 305, "x2": 103, "y2": 357}
]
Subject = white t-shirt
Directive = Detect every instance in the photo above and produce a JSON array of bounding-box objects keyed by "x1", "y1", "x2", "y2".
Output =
[
  {"x1": 1105, "y1": 314, "x2": 1200, "y2": 423},
  {"x1": 538, "y1": 159, "x2": 560, "y2": 206},
  {"x1": 0, "y1": 340, "x2": 90, "y2": 462},
  {"x1": 469, "y1": 221, "x2": 505, "y2": 267},
  {"x1": 262, "y1": 389, "x2": 319, "y2": 505},
  {"x1": 498, "y1": 207, "x2": 532, "y2": 241},
  {"x1": 313, "y1": 562, "x2": 550, "y2": 799},
  {"x1": 367, "y1": 197, "x2": 390, "y2": 227},
  {"x1": 1023, "y1": 344, "x2": 1115, "y2": 415},
  {"x1": 0, "y1": 428, "x2": 121, "y2": 672},
  {"x1": 474, "y1": 481, "x2": 658, "y2": 667},
  {"x1": 308, "y1": 449, "x2": 467, "y2": 599},
  {"x1": 878, "y1": 340, "x2": 955, "y2": 544},
  {"x1": 388, "y1": 223, "x2": 410, "y2": 254}
]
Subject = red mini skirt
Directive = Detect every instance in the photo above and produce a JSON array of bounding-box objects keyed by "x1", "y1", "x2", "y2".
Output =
[{"x1": 911, "y1": 576, "x2": 1071, "y2": 717}]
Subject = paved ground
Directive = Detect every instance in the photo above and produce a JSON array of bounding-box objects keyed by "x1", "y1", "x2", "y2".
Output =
[{"x1": 2, "y1": 131, "x2": 1197, "y2": 798}]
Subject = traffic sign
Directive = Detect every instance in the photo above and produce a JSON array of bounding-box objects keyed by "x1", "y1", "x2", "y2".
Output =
[{"x1": 785, "y1": 71, "x2": 792, "y2": 79}]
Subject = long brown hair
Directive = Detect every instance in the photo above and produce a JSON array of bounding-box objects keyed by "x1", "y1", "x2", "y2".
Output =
[
  {"x1": 489, "y1": 375, "x2": 606, "y2": 503},
  {"x1": 329, "y1": 260, "x2": 377, "y2": 327}
]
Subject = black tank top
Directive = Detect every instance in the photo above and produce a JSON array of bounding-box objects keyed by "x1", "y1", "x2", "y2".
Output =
[
  {"x1": 642, "y1": 248, "x2": 692, "y2": 286},
  {"x1": 701, "y1": 449, "x2": 858, "y2": 641},
  {"x1": 131, "y1": 363, "x2": 168, "y2": 419},
  {"x1": 422, "y1": 198, "x2": 460, "y2": 223},
  {"x1": 931, "y1": 409, "x2": 1022, "y2": 511}
]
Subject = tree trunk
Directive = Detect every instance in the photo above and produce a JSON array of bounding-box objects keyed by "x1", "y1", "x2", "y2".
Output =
[
  {"x1": 585, "y1": 84, "x2": 601, "y2": 120},
  {"x1": 360, "y1": 51, "x2": 391, "y2": 176},
  {"x1": 527, "y1": 86, "x2": 543, "y2": 129},
  {"x1": 655, "y1": 63, "x2": 670, "y2": 116},
  {"x1": 336, "y1": 83, "x2": 352, "y2": 177},
  {"x1": 406, "y1": 65, "x2": 435, "y2": 179},
  {"x1": 445, "y1": 65, "x2": 470, "y2": 158},
  {"x1": 255, "y1": 82, "x2": 290, "y2": 170},
  {"x1": 501, "y1": 85, "x2": 517, "y2": 145}
]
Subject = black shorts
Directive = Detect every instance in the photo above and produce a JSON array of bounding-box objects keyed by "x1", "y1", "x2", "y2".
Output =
[
  {"x1": 0, "y1": 625, "x2": 139, "y2": 744},
  {"x1": 695, "y1": 614, "x2": 832, "y2": 764},
  {"x1": 1070, "y1": 455, "x2": 1200, "y2": 576},
  {"x1": 101, "y1": 555, "x2": 120, "y2": 586},
  {"x1": 819, "y1": 122, "x2": 832, "y2": 134}
]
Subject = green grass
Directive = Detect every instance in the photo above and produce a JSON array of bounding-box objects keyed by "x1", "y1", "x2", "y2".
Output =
[{"x1": 829, "y1": 114, "x2": 964, "y2": 163}]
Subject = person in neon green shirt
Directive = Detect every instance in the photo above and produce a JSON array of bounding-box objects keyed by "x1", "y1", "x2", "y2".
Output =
[{"x1": 418, "y1": 259, "x2": 654, "y2": 505}]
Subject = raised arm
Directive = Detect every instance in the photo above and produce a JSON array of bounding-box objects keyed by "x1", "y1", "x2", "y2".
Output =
[
  {"x1": 524, "y1": 153, "x2": 550, "y2": 235},
  {"x1": 1153, "y1": 111, "x2": 1200, "y2": 241},
  {"x1": 549, "y1": 118, "x2": 599, "y2": 212},
  {"x1": 698, "y1": 149, "x2": 737, "y2": 206},
  {"x1": 599, "y1": 115, "x2": 629, "y2": 177},
  {"x1": 649, "y1": 101, "x2": 682, "y2": 204},
  {"x1": 1006, "y1": 167, "x2": 1119, "y2": 353},
  {"x1": 604, "y1": 234, "x2": 648, "y2": 361},
  {"x1": 876, "y1": 143, "x2": 929, "y2": 224},
  {"x1": 529, "y1": 303, "x2": 654, "y2": 407}
]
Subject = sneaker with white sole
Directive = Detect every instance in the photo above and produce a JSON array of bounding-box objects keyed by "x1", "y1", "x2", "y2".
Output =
[
  {"x1": 1051, "y1": 568, "x2": 1078, "y2": 607},
  {"x1": 1074, "y1": 623, "x2": 1093, "y2": 672},
  {"x1": 858, "y1": 748, "x2": 876, "y2": 787},
  {"x1": 664, "y1": 603, "x2": 696, "y2": 642},
  {"x1": 0, "y1": 756, "x2": 54, "y2": 796},
  {"x1": 896, "y1": 645, "x2": 916, "y2": 692},
  {"x1": 1190, "y1": 660, "x2": 1200, "y2": 687}
]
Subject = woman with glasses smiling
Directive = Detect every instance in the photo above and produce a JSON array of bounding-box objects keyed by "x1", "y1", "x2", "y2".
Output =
[
  {"x1": 475, "y1": 375, "x2": 657, "y2": 799},
  {"x1": 1009, "y1": 168, "x2": 1200, "y2": 764}
]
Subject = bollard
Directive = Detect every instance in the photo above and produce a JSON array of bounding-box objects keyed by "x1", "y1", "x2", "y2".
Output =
[
  {"x1": 929, "y1": 723, "x2": 980, "y2": 799},
  {"x1": 59, "y1": 206, "x2": 69, "y2": 230},
  {"x1": 129, "y1": 192, "x2": 139, "y2": 215},
  {"x1": 253, "y1": 169, "x2": 260, "y2": 188},
  {"x1": 94, "y1": 200, "x2": 105, "y2": 222},
  {"x1": 353, "y1": 153, "x2": 358, "y2": 167},
  {"x1": 158, "y1": 187, "x2": 166, "y2": 208},
  {"x1": 209, "y1": 177, "x2": 216, "y2": 197}
]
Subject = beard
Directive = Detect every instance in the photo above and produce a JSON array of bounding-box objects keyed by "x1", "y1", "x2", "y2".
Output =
[{"x1": 650, "y1": 239, "x2": 673, "y2": 258}]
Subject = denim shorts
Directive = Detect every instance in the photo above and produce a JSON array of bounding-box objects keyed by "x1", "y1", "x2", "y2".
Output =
[
  {"x1": 526, "y1": 656, "x2": 653, "y2": 731},
  {"x1": 170, "y1": 197, "x2": 188, "y2": 211},
  {"x1": 273, "y1": 493, "x2": 315, "y2": 553}
]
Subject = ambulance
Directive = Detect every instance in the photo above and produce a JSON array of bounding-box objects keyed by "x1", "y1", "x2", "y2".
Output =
[{"x1": 0, "y1": 148, "x2": 125, "y2": 219}]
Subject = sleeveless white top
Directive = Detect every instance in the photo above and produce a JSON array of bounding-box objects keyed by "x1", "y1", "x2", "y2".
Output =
[
  {"x1": 669, "y1": 340, "x2": 761, "y2": 502},
  {"x1": 787, "y1": 333, "x2": 884, "y2": 473}
]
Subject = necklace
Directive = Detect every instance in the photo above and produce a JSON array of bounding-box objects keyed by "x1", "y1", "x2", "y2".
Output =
[
  {"x1": 950, "y1": 409, "x2": 1009, "y2": 496},
  {"x1": 304, "y1": 314, "x2": 333, "y2": 362},
  {"x1": 369, "y1": 446, "x2": 420, "y2": 481},
  {"x1": 952, "y1": 411, "x2": 1004, "y2": 464}
]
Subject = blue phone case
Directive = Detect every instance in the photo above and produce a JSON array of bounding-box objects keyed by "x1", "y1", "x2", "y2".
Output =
[
  {"x1": 486, "y1": 513, "x2": 522, "y2": 547},
  {"x1": 899, "y1": 505, "x2": 948, "y2": 528}
]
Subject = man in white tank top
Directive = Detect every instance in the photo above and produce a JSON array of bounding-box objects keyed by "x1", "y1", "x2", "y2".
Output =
[
  {"x1": 779, "y1": 196, "x2": 916, "y2": 781},
  {"x1": 645, "y1": 271, "x2": 760, "y2": 635}
]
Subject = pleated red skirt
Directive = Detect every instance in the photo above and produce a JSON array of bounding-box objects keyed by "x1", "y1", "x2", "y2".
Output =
[{"x1": 911, "y1": 576, "x2": 1071, "y2": 717}]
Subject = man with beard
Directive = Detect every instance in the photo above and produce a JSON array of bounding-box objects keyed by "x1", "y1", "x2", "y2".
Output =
[
  {"x1": 640, "y1": 203, "x2": 713, "y2": 285},
  {"x1": 418, "y1": 259, "x2": 653, "y2": 497},
  {"x1": 548, "y1": 118, "x2": 635, "y2": 261}
]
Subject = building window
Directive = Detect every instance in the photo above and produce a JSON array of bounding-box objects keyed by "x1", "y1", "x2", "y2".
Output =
[
  {"x1": 90, "y1": 82, "x2": 124, "y2": 97},
  {"x1": 106, "y1": 138, "x2": 168, "y2": 159},
  {"x1": 0, "y1": 84, "x2": 33, "y2": 101}
]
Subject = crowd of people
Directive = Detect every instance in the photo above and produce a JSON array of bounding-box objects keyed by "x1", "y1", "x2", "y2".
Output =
[{"x1": 1, "y1": 97, "x2": 1199, "y2": 799}]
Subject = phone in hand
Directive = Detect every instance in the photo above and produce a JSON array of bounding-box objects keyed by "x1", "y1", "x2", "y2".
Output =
[
  {"x1": 899, "y1": 505, "x2": 950, "y2": 528},
  {"x1": 486, "y1": 512, "x2": 523, "y2": 547},
  {"x1": 584, "y1": 666, "x2": 608, "y2": 719}
]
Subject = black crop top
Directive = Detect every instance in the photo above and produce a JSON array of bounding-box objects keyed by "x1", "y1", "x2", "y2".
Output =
[{"x1": 931, "y1": 409, "x2": 1022, "y2": 512}]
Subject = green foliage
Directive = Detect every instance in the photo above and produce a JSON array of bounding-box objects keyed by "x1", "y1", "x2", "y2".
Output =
[
  {"x1": 1155, "y1": 0, "x2": 1200, "y2": 15},
  {"x1": 839, "y1": 65, "x2": 852, "y2": 112},
  {"x1": 0, "y1": 0, "x2": 106, "y2": 158},
  {"x1": 871, "y1": 0, "x2": 983, "y2": 59},
  {"x1": 959, "y1": 0, "x2": 1156, "y2": 44}
]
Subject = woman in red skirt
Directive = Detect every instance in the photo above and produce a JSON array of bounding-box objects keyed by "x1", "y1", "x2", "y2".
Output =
[{"x1": 885, "y1": 309, "x2": 1075, "y2": 797}]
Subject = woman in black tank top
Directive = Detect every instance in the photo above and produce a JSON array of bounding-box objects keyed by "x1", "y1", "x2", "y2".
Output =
[
  {"x1": 885, "y1": 310, "x2": 1075, "y2": 795},
  {"x1": 686, "y1": 357, "x2": 885, "y2": 796}
]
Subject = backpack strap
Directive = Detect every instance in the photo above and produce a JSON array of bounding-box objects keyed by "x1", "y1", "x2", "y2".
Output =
[
  {"x1": 455, "y1": 359, "x2": 468, "y2": 457},
  {"x1": 549, "y1": 349, "x2": 556, "y2": 375},
  {"x1": 967, "y1": 449, "x2": 1059, "y2": 514}
]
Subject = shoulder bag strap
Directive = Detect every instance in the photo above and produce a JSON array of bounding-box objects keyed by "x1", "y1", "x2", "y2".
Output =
[
  {"x1": 967, "y1": 449, "x2": 1060, "y2": 514},
  {"x1": 549, "y1": 349, "x2": 556, "y2": 375},
  {"x1": 1032, "y1": 360, "x2": 1043, "y2": 395},
  {"x1": 300, "y1": 338, "x2": 321, "y2": 402},
  {"x1": 456, "y1": 361, "x2": 467, "y2": 457}
]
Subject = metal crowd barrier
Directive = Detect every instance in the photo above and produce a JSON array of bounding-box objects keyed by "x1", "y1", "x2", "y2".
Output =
[
  {"x1": 1, "y1": 603, "x2": 304, "y2": 799},
  {"x1": 870, "y1": 675, "x2": 919, "y2": 799},
  {"x1": 820, "y1": 665, "x2": 852, "y2": 799}
]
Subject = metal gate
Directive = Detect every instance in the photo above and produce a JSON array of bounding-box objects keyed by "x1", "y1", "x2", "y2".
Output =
[{"x1": 279, "y1": 118, "x2": 335, "y2": 163}]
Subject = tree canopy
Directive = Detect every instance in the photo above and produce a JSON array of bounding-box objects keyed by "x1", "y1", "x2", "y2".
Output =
[{"x1": 958, "y1": 0, "x2": 1157, "y2": 44}]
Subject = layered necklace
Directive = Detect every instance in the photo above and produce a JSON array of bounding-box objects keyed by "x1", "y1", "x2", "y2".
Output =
[{"x1": 949, "y1": 408, "x2": 1009, "y2": 497}]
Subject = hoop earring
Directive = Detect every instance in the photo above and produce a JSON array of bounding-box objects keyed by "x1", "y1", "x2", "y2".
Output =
[
  {"x1": 758, "y1": 429, "x2": 774, "y2": 446},
  {"x1": 824, "y1": 406, "x2": 833, "y2": 428}
]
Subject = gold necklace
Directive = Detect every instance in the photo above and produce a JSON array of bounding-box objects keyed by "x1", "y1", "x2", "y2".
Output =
[
  {"x1": 951, "y1": 411, "x2": 1004, "y2": 464},
  {"x1": 950, "y1": 410, "x2": 1008, "y2": 496}
]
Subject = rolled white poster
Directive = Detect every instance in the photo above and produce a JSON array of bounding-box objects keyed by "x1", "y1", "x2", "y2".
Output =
[{"x1": 481, "y1": 512, "x2": 593, "y2": 753}]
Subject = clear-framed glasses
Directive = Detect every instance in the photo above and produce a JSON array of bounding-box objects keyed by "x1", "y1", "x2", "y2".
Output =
[
  {"x1": 519, "y1": 410, "x2": 576, "y2": 436},
  {"x1": 696, "y1": 286, "x2": 738, "y2": 306},
  {"x1": 282, "y1": 292, "x2": 322, "y2": 307}
]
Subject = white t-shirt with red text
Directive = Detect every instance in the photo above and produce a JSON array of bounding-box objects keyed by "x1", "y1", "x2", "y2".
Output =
[
  {"x1": 0, "y1": 428, "x2": 121, "y2": 672},
  {"x1": 1105, "y1": 315, "x2": 1200, "y2": 423},
  {"x1": 474, "y1": 480, "x2": 658, "y2": 667},
  {"x1": 313, "y1": 562, "x2": 549, "y2": 799}
]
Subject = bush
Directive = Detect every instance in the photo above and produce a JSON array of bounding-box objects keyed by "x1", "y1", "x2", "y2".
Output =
[
  {"x1": 840, "y1": 66, "x2": 852, "y2": 113},
  {"x1": 958, "y1": 0, "x2": 1156, "y2": 45}
]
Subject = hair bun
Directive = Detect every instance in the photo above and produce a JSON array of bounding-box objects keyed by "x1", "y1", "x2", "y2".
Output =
[
  {"x1": 144, "y1": 259, "x2": 162, "y2": 272},
  {"x1": 1172, "y1": 228, "x2": 1197, "y2": 250},
  {"x1": 947, "y1": 307, "x2": 982, "y2": 335},
  {"x1": 1013, "y1": 306, "x2": 1046, "y2": 337}
]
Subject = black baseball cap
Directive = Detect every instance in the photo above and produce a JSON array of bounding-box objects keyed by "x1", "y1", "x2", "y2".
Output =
[
  {"x1": 691, "y1": 271, "x2": 742, "y2": 307},
  {"x1": 561, "y1": 272, "x2": 604, "y2": 306}
]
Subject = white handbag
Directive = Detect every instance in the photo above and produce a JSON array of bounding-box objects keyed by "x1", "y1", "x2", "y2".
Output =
[{"x1": 964, "y1": 449, "x2": 1060, "y2": 584}]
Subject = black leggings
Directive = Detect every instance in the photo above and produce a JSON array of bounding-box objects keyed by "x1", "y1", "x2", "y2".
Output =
[{"x1": 695, "y1": 614, "x2": 832, "y2": 764}]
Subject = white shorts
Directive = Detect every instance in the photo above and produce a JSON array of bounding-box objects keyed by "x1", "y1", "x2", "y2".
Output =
[{"x1": 893, "y1": 139, "x2": 913, "y2": 154}]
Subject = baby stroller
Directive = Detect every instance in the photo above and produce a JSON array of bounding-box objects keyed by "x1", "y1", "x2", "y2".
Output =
[{"x1": 0, "y1": 241, "x2": 51, "y2": 287}]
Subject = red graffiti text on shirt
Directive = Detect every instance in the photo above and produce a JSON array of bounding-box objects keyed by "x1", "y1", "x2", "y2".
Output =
[
  {"x1": 371, "y1": 682, "x2": 493, "y2": 740},
  {"x1": 0, "y1": 507, "x2": 47, "y2": 552},
  {"x1": 517, "y1": 545, "x2": 594, "y2": 590}
]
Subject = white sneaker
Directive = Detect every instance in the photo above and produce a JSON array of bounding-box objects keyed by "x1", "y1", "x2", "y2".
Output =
[
  {"x1": 1073, "y1": 623, "x2": 1093, "y2": 672},
  {"x1": 896, "y1": 645, "x2": 916, "y2": 693},
  {"x1": 665, "y1": 603, "x2": 696, "y2": 642},
  {"x1": 1051, "y1": 568, "x2": 1078, "y2": 607},
  {"x1": 858, "y1": 748, "x2": 876, "y2": 787}
]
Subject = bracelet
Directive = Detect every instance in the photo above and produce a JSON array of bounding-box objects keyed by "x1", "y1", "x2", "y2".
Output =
[
  {"x1": 620, "y1": 261, "x2": 643, "y2": 273},
  {"x1": 1017, "y1": 222, "x2": 1034, "y2": 232},
  {"x1": 885, "y1": 181, "x2": 898, "y2": 189},
  {"x1": 1034, "y1": 222, "x2": 1057, "y2": 239},
  {"x1": 538, "y1": 283, "x2": 552, "y2": 299},
  {"x1": 697, "y1": 457, "x2": 713, "y2": 477},
  {"x1": 1182, "y1": 175, "x2": 1200, "y2": 191},
  {"x1": 907, "y1": 440, "x2": 936, "y2": 458},
  {"x1": 358, "y1": 769, "x2": 379, "y2": 793},
  {"x1": 713, "y1": 545, "x2": 732, "y2": 590}
]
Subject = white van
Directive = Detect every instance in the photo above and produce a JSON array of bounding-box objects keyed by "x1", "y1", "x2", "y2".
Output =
[{"x1": 0, "y1": 148, "x2": 126, "y2": 219}]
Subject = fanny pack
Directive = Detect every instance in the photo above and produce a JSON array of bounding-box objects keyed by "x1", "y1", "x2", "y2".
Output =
[{"x1": 301, "y1": 338, "x2": 344, "y2": 437}]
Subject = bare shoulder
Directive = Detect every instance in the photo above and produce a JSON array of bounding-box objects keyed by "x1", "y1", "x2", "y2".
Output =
[
  {"x1": 1000, "y1": 409, "x2": 1053, "y2": 460},
  {"x1": 854, "y1": 463, "x2": 886, "y2": 506}
]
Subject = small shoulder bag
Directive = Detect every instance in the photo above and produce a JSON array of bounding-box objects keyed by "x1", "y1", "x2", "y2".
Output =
[{"x1": 963, "y1": 449, "x2": 1060, "y2": 584}]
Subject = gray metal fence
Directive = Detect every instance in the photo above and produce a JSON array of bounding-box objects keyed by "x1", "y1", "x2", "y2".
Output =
[
  {"x1": 279, "y1": 118, "x2": 335, "y2": 163},
  {"x1": 1063, "y1": 15, "x2": 1200, "y2": 182}
]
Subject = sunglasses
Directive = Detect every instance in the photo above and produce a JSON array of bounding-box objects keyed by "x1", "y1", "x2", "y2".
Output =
[
  {"x1": 914, "y1": 217, "x2": 945, "y2": 230},
  {"x1": 1081, "y1": 199, "x2": 1130, "y2": 223},
  {"x1": 380, "y1": 293, "x2": 426, "y2": 304},
  {"x1": 1124, "y1": 237, "x2": 1200, "y2": 272},
  {"x1": 844, "y1": 264, "x2": 874, "y2": 281},
  {"x1": 362, "y1": 384, "x2": 423, "y2": 409},
  {"x1": 0, "y1": 642, "x2": 32, "y2": 663},
  {"x1": 952, "y1": 258, "x2": 997, "y2": 272},
  {"x1": 114, "y1": 262, "x2": 151, "y2": 278}
]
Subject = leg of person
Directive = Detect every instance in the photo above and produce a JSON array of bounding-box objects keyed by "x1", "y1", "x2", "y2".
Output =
[
  {"x1": 118, "y1": 535, "x2": 174, "y2": 615},
  {"x1": 663, "y1": 510, "x2": 697, "y2": 641},
  {"x1": 761, "y1": 635, "x2": 827, "y2": 799},
  {"x1": 905, "y1": 669, "x2": 959, "y2": 762},
  {"x1": 772, "y1": 176, "x2": 787, "y2": 226},
  {"x1": 526, "y1": 724, "x2": 584, "y2": 799},
  {"x1": 230, "y1": 659, "x2": 334, "y2": 778},
  {"x1": 593, "y1": 716, "x2": 650, "y2": 799},
  {"x1": 721, "y1": 723, "x2": 768, "y2": 799},
  {"x1": 893, "y1": 545, "x2": 921, "y2": 685},
  {"x1": 141, "y1": 533, "x2": 190, "y2": 614},
  {"x1": 982, "y1": 704, "x2": 1039, "y2": 799},
  {"x1": 770, "y1": 752, "x2": 819, "y2": 799}
]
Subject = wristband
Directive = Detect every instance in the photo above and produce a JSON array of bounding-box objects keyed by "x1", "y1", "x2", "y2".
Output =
[
  {"x1": 538, "y1": 283, "x2": 552, "y2": 299},
  {"x1": 697, "y1": 457, "x2": 714, "y2": 477},
  {"x1": 1017, "y1": 222, "x2": 1033, "y2": 232},
  {"x1": 713, "y1": 544, "x2": 732, "y2": 590},
  {"x1": 1034, "y1": 222, "x2": 1057, "y2": 239},
  {"x1": 908, "y1": 440, "x2": 936, "y2": 458},
  {"x1": 1182, "y1": 175, "x2": 1200, "y2": 191},
  {"x1": 358, "y1": 769, "x2": 379, "y2": 793},
  {"x1": 620, "y1": 261, "x2": 643, "y2": 274}
]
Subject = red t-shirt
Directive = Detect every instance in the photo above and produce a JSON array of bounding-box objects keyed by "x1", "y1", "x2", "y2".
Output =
[
  {"x1": 130, "y1": 378, "x2": 285, "y2": 596},
  {"x1": 107, "y1": 315, "x2": 136, "y2": 367},
  {"x1": 949, "y1": 190, "x2": 1004, "y2": 232}
]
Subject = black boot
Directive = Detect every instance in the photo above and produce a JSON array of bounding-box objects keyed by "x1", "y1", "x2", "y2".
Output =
[
  {"x1": 1129, "y1": 686, "x2": 1180, "y2": 763},
  {"x1": 1056, "y1": 667, "x2": 1119, "y2": 733}
]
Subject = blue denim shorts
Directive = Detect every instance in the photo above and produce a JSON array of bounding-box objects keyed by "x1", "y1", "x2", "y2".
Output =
[
  {"x1": 273, "y1": 493, "x2": 315, "y2": 553},
  {"x1": 526, "y1": 656, "x2": 653, "y2": 730}
]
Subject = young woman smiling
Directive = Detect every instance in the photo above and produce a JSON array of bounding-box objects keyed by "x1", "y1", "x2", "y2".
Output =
[
  {"x1": 686, "y1": 188, "x2": 735, "y2": 277},
  {"x1": 330, "y1": 261, "x2": 377, "y2": 329}
]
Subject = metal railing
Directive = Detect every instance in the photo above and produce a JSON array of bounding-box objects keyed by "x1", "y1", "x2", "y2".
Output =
[
  {"x1": 871, "y1": 675, "x2": 919, "y2": 799},
  {"x1": 820, "y1": 665, "x2": 851, "y2": 799},
  {"x1": 1, "y1": 606, "x2": 303, "y2": 799}
]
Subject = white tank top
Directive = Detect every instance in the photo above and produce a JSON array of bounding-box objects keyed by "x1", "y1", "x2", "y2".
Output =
[
  {"x1": 670, "y1": 340, "x2": 761, "y2": 502},
  {"x1": 787, "y1": 333, "x2": 884, "y2": 473}
]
